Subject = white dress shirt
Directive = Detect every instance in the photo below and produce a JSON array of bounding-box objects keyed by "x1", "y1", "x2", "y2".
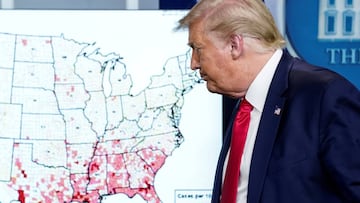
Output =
[{"x1": 222, "y1": 49, "x2": 283, "y2": 202}]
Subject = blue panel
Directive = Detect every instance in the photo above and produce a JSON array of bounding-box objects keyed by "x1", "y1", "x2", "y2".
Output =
[
  {"x1": 327, "y1": 15, "x2": 336, "y2": 33},
  {"x1": 345, "y1": 16, "x2": 353, "y2": 33},
  {"x1": 286, "y1": 0, "x2": 360, "y2": 89},
  {"x1": 346, "y1": 0, "x2": 353, "y2": 6}
]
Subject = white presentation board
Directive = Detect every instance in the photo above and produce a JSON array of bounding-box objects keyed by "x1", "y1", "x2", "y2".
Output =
[{"x1": 0, "y1": 10, "x2": 222, "y2": 203}]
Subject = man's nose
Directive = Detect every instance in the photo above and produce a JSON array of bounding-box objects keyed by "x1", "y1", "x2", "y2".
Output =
[{"x1": 190, "y1": 52, "x2": 200, "y2": 70}]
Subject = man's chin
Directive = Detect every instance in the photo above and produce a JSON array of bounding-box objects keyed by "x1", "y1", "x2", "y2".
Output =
[
  {"x1": 206, "y1": 83, "x2": 220, "y2": 94},
  {"x1": 206, "y1": 83, "x2": 237, "y2": 98}
]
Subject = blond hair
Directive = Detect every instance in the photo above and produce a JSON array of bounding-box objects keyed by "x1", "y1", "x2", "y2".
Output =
[{"x1": 177, "y1": 0, "x2": 285, "y2": 52}]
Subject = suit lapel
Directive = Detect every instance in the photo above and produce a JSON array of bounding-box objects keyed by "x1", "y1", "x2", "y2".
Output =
[{"x1": 247, "y1": 50, "x2": 293, "y2": 203}]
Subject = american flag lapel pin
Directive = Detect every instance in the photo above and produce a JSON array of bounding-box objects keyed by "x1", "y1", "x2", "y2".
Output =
[{"x1": 274, "y1": 106, "x2": 281, "y2": 116}]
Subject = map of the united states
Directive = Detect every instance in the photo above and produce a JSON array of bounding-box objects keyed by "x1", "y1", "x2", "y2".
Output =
[{"x1": 0, "y1": 32, "x2": 200, "y2": 203}]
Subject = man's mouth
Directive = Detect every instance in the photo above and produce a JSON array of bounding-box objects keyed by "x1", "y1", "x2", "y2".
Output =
[{"x1": 200, "y1": 72, "x2": 207, "y2": 81}]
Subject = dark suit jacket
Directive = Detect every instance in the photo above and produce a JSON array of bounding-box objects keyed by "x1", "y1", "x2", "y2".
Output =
[{"x1": 211, "y1": 50, "x2": 360, "y2": 203}]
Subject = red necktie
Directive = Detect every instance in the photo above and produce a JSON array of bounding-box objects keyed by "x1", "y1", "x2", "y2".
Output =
[{"x1": 221, "y1": 99, "x2": 253, "y2": 203}]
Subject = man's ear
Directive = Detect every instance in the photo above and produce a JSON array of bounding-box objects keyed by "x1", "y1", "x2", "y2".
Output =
[{"x1": 230, "y1": 34, "x2": 243, "y2": 59}]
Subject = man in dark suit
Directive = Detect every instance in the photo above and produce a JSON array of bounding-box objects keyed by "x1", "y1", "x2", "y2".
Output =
[{"x1": 176, "y1": 0, "x2": 360, "y2": 202}]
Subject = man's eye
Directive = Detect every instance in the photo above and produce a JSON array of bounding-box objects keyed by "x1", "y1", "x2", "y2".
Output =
[
  {"x1": 189, "y1": 44, "x2": 202, "y2": 57},
  {"x1": 194, "y1": 47, "x2": 201, "y2": 54}
]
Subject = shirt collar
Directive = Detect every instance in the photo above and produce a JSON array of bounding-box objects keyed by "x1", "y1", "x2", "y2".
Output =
[{"x1": 245, "y1": 49, "x2": 283, "y2": 112}]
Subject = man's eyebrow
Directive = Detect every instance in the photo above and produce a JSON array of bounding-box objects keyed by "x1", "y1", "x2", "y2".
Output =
[{"x1": 188, "y1": 42, "x2": 202, "y2": 49}]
